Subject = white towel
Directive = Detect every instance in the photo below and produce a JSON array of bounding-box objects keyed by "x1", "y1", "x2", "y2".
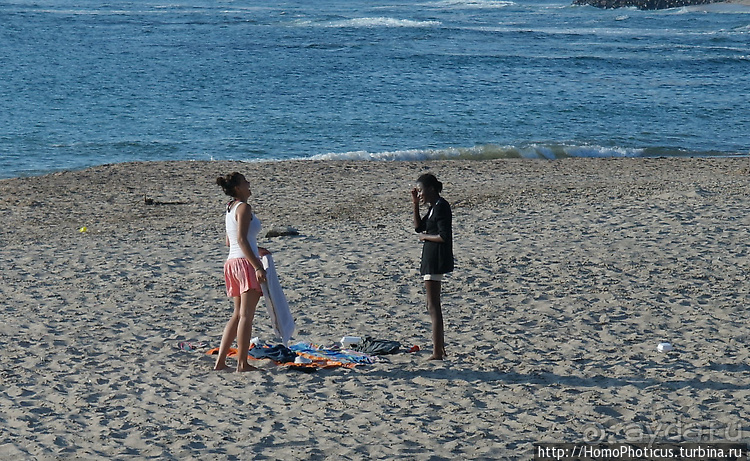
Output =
[{"x1": 260, "y1": 254, "x2": 295, "y2": 346}]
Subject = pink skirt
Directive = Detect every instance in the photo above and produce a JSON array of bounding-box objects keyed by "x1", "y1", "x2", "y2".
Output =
[{"x1": 224, "y1": 258, "x2": 262, "y2": 297}]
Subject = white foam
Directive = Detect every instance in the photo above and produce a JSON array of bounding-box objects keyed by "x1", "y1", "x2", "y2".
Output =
[
  {"x1": 325, "y1": 17, "x2": 441, "y2": 28},
  {"x1": 563, "y1": 145, "x2": 645, "y2": 158},
  {"x1": 680, "y1": 2, "x2": 750, "y2": 13},
  {"x1": 424, "y1": 0, "x2": 515, "y2": 9},
  {"x1": 309, "y1": 148, "x2": 459, "y2": 161}
]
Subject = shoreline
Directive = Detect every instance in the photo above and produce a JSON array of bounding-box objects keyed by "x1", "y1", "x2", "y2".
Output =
[
  {"x1": 4, "y1": 149, "x2": 750, "y2": 183},
  {"x1": 2, "y1": 158, "x2": 749, "y2": 459}
]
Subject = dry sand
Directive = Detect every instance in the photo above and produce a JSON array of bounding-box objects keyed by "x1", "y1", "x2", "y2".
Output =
[{"x1": 1, "y1": 158, "x2": 749, "y2": 459}]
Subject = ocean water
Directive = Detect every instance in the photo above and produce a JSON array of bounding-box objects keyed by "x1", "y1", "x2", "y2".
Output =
[{"x1": 1, "y1": 0, "x2": 748, "y2": 178}]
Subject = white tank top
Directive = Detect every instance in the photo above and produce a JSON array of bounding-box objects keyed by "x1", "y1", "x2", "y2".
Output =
[{"x1": 225, "y1": 201, "x2": 261, "y2": 260}]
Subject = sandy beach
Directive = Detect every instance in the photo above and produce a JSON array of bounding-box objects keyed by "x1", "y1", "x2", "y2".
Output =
[{"x1": 1, "y1": 158, "x2": 749, "y2": 459}]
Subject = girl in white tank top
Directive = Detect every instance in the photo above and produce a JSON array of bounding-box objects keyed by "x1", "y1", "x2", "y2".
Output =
[
  {"x1": 213, "y1": 172, "x2": 268, "y2": 373},
  {"x1": 225, "y1": 201, "x2": 262, "y2": 261}
]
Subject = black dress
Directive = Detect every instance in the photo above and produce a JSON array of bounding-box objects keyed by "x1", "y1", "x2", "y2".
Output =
[{"x1": 416, "y1": 198, "x2": 454, "y2": 276}]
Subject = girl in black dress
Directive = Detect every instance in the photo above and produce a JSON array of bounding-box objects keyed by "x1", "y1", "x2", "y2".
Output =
[{"x1": 411, "y1": 173, "x2": 454, "y2": 360}]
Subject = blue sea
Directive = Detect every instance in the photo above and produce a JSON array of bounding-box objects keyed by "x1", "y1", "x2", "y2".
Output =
[{"x1": 1, "y1": 0, "x2": 748, "y2": 178}]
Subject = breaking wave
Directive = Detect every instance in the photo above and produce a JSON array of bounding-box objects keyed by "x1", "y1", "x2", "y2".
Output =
[{"x1": 306, "y1": 144, "x2": 747, "y2": 161}]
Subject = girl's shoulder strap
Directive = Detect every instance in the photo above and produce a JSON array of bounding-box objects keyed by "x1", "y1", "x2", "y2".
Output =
[{"x1": 230, "y1": 200, "x2": 254, "y2": 219}]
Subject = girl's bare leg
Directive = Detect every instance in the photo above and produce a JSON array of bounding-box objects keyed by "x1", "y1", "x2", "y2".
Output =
[
  {"x1": 236, "y1": 289, "x2": 261, "y2": 372},
  {"x1": 214, "y1": 297, "x2": 241, "y2": 371},
  {"x1": 425, "y1": 280, "x2": 446, "y2": 360}
]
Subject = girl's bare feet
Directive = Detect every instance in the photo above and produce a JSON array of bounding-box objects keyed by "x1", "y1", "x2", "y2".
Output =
[
  {"x1": 213, "y1": 362, "x2": 231, "y2": 371},
  {"x1": 427, "y1": 348, "x2": 447, "y2": 361},
  {"x1": 236, "y1": 362, "x2": 260, "y2": 372}
]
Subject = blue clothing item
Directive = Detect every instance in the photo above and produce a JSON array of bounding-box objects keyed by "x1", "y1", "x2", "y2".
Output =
[
  {"x1": 248, "y1": 344, "x2": 297, "y2": 363},
  {"x1": 289, "y1": 342, "x2": 379, "y2": 365}
]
